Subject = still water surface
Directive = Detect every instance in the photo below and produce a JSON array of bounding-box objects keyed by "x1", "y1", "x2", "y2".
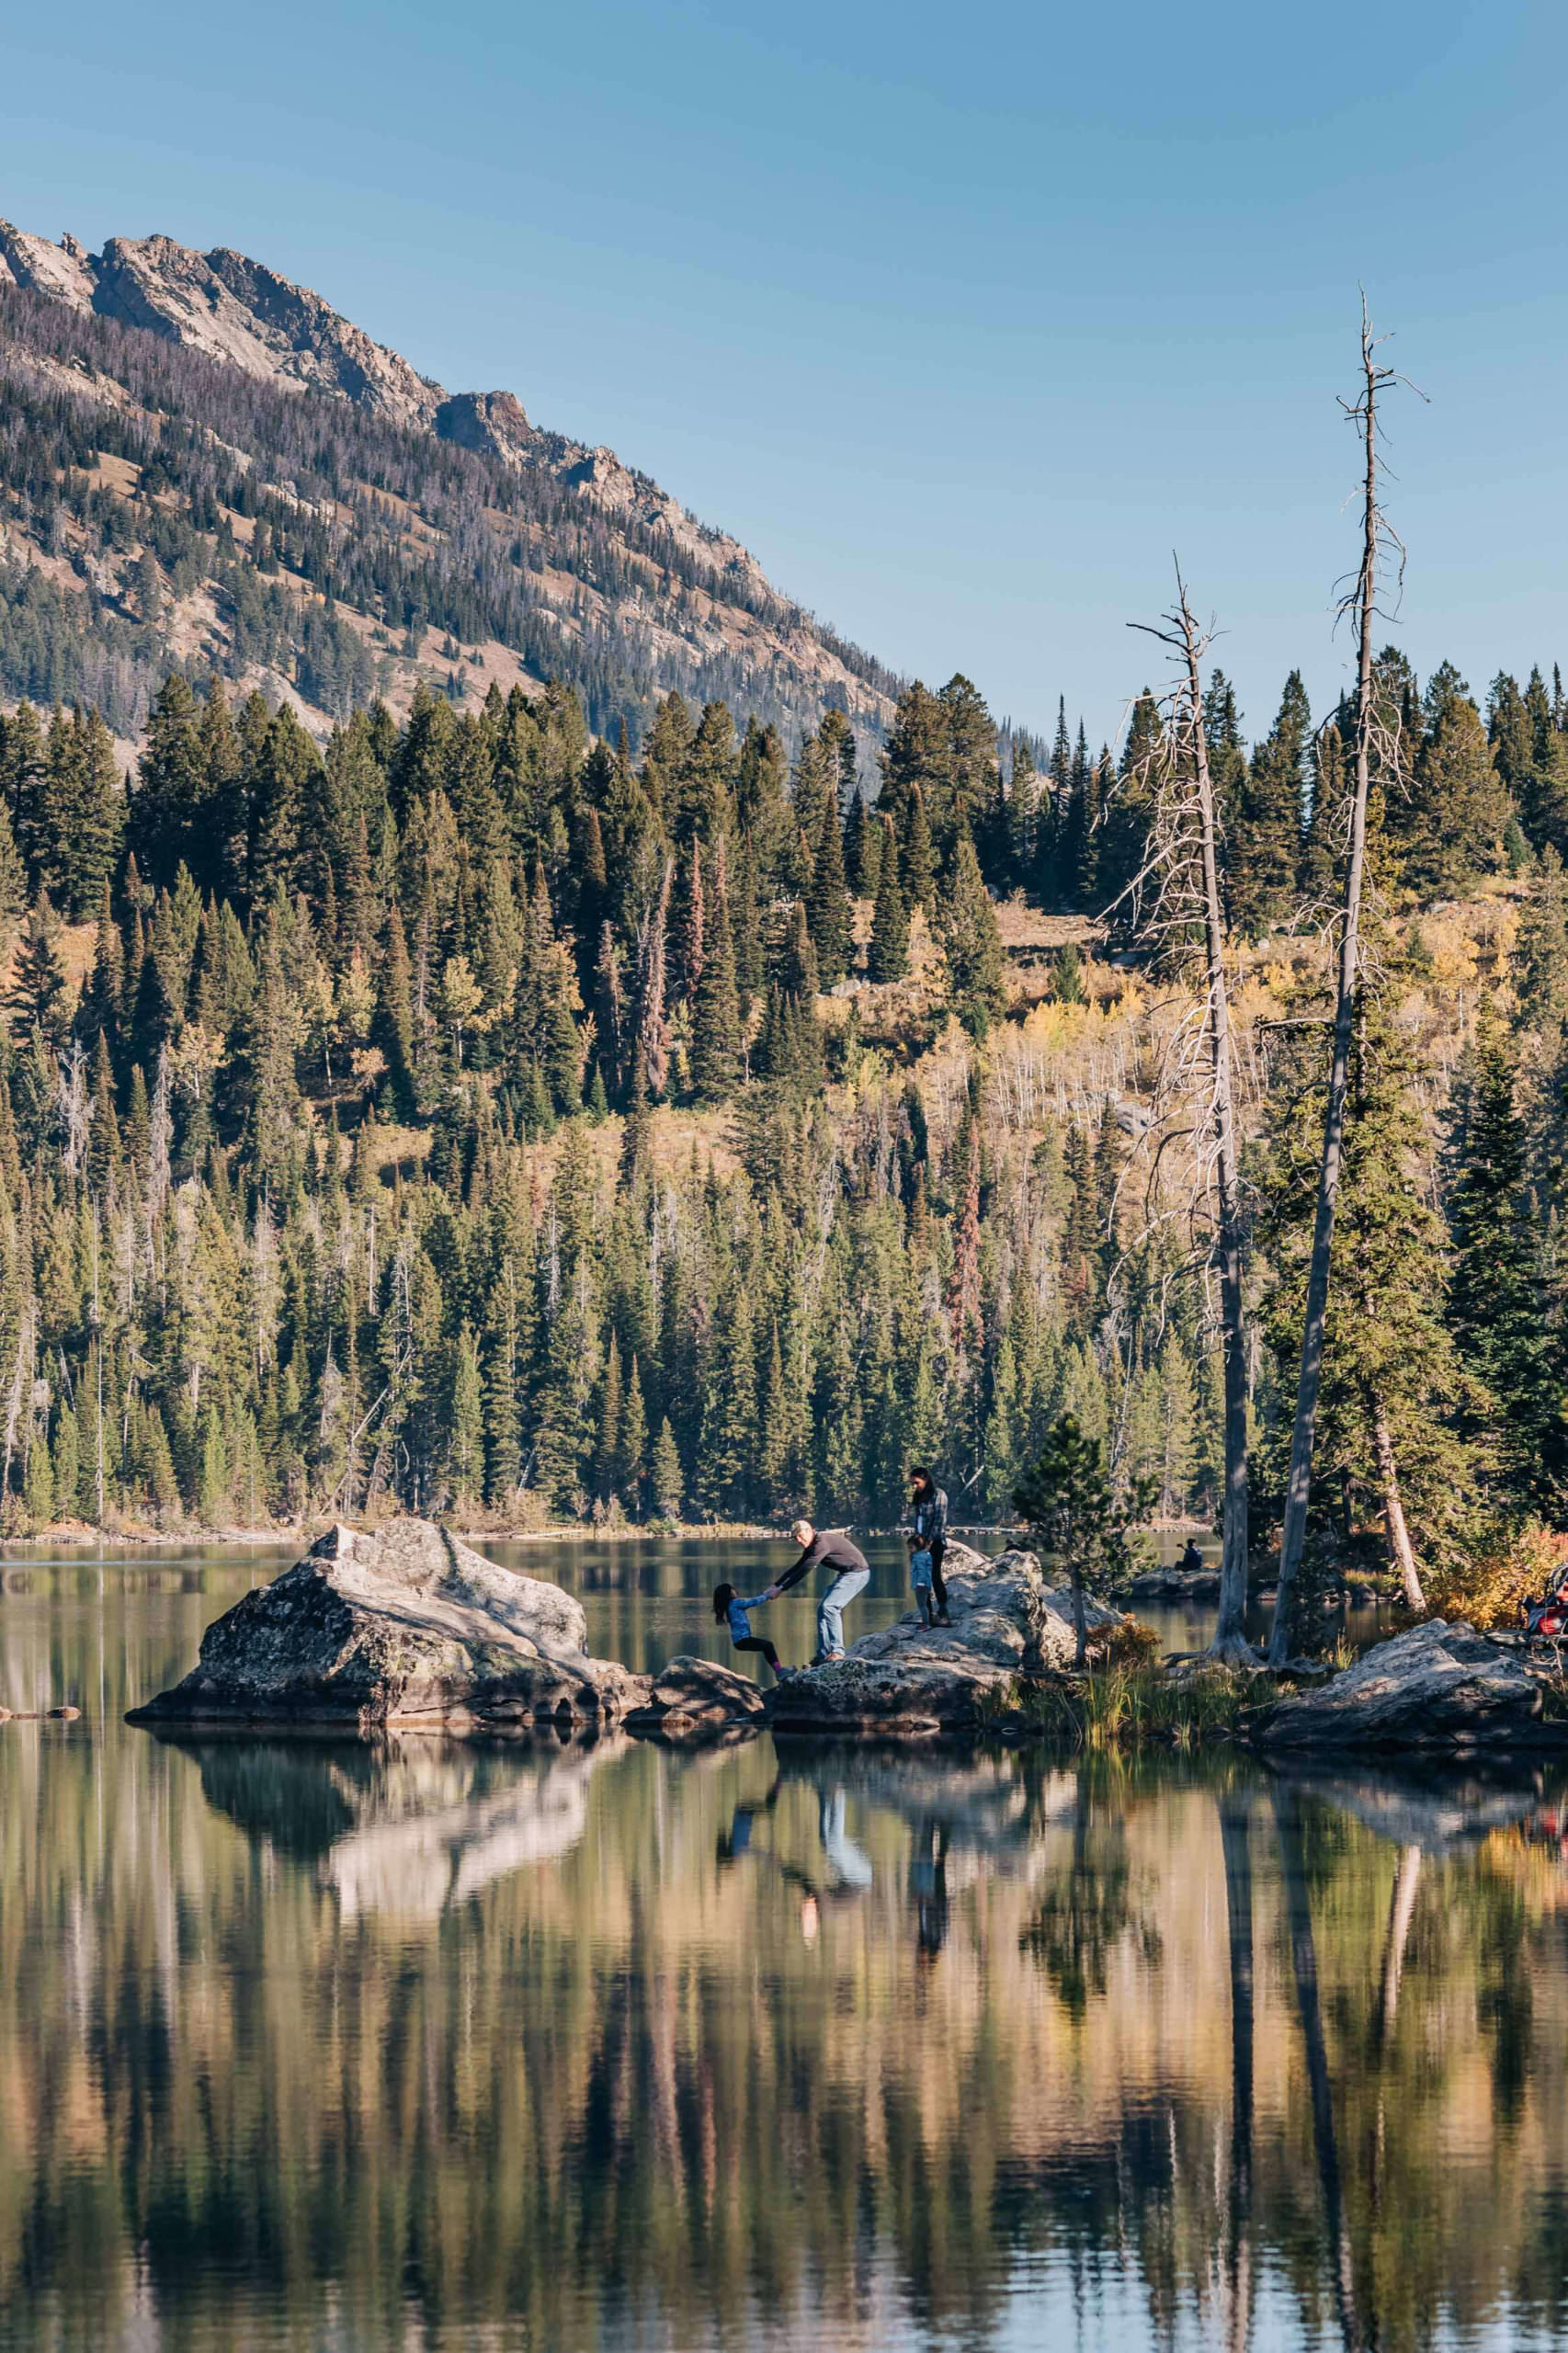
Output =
[{"x1": 3, "y1": 1539, "x2": 1567, "y2": 2351}]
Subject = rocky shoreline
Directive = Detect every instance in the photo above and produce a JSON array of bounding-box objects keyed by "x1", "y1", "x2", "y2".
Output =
[
  {"x1": 124, "y1": 1520, "x2": 1127, "y2": 1749},
  {"x1": 121, "y1": 1519, "x2": 1568, "y2": 1762}
]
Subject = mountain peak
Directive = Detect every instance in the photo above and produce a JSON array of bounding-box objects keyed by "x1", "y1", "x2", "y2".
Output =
[{"x1": 0, "y1": 210, "x2": 903, "y2": 745}]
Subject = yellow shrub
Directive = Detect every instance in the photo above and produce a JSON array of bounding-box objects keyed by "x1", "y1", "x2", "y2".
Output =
[
  {"x1": 1424, "y1": 1522, "x2": 1562, "y2": 1631},
  {"x1": 1091, "y1": 1614, "x2": 1163, "y2": 1669}
]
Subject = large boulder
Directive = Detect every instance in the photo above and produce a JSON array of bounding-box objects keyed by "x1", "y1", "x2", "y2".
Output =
[
  {"x1": 1253, "y1": 1619, "x2": 1563, "y2": 1756},
  {"x1": 625, "y1": 1655, "x2": 768, "y2": 1746},
  {"x1": 127, "y1": 1520, "x2": 649, "y2": 1733},
  {"x1": 769, "y1": 1541, "x2": 1118, "y2": 1739}
]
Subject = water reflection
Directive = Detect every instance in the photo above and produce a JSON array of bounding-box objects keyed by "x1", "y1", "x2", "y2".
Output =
[
  {"x1": 167, "y1": 1730, "x2": 626, "y2": 1915},
  {"x1": 9, "y1": 1563, "x2": 1568, "y2": 2349}
]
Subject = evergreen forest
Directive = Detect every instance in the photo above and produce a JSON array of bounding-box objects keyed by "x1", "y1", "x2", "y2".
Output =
[{"x1": 2, "y1": 634, "x2": 1567, "y2": 1573}]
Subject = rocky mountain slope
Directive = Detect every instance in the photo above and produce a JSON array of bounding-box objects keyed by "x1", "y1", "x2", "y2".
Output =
[{"x1": 0, "y1": 217, "x2": 903, "y2": 745}]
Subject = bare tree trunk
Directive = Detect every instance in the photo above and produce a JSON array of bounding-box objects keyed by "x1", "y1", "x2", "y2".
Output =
[
  {"x1": 1372, "y1": 1406, "x2": 1425, "y2": 1613},
  {"x1": 1269, "y1": 307, "x2": 1395, "y2": 1669},
  {"x1": 1125, "y1": 579, "x2": 1255, "y2": 1663},
  {"x1": 1175, "y1": 591, "x2": 1253, "y2": 1662}
]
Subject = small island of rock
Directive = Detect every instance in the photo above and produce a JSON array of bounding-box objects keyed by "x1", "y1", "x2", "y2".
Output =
[{"x1": 127, "y1": 1520, "x2": 649, "y2": 1734}]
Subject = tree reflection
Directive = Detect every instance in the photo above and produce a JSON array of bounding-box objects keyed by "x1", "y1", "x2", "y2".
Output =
[{"x1": 10, "y1": 1600, "x2": 1568, "y2": 2353}]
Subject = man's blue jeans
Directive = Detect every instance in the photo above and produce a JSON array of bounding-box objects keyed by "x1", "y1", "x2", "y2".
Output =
[{"x1": 817, "y1": 1566, "x2": 869, "y2": 1659}]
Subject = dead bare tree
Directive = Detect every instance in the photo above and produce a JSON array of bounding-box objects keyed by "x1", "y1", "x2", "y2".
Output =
[
  {"x1": 1268, "y1": 301, "x2": 1415, "y2": 1666},
  {"x1": 1116, "y1": 569, "x2": 1255, "y2": 1663}
]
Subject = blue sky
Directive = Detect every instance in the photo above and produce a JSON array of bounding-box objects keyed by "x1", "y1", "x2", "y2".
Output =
[{"x1": 4, "y1": 0, "x2": 1564, "y2": 745}]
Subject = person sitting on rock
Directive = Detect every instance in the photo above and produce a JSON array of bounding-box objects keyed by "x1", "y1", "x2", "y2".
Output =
[
  {"x1": 1180, "y1": 1537, "x2": 1204, "y2": 1575},
  {"x1": 713, "y1": 1582, "x2": 787, "y2": 1681},
  {"x1": 763, "y1": 1520, "x2": 870, "y2": 1664}
]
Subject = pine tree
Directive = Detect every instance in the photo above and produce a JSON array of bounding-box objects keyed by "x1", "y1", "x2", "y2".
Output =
[
  {"x1": 595, "y1": 1330, "x2": 624, "y2": 1501},
  {"x1": 1401, "y1": 664, "x2": 1511, "y2": 896},
  {"x1": 757, "y1": 1319, "x2": 791, "y2": 1502},
  {"x1": 3, "y1": 700, "x2": 47, "y2": 885},
  {"x1": 250, "y1": 707, "x2": 322, "y2": 901},
  {"x1": 1051, "y1": 943, "x2": 1085, "y2": 1006},
  {"x1": 735, "y1": 717, "x2": 791, "y2": 887},
  {"x1": 900, "y1": 784, "x2": 937, "y2": 914},
  {"x1": 51, "y1": 709, "x2": 123, "y2": 917},
  {"x1": 1299, "y1": 722, "x2": 1345, "y2": 908},
  {"x1": 651, "y1": 1415, "x2": 684, "y2": 1520},
  {"x1": 619, "y1": 1353, "x2": 649, "y2": 1514},
  {"x1": 7, "y1": 900, "x2": 70, "y2": 1047},
  {"x1": 1258, "y1": 984, "x2": 1477, "y2": 1597},
  {"x1": 131, "y1": 677, "x2": 206, "y2": 886},
  {"x1": 1014, "y1": 1414, "x2": 1153, "y2": 1666},
  {"x1": 730, "y1": 835, "x2": 765, "y2": 1012},
  {"x1": 807, "y1": 789, "x2": 853, "y2": 986},
  {"x1": 937, "y1": 835, "x2": 1005, "y2": 1036},
  {"x1": 448, "y1": 1320, "x2": 484, "y2": 1505},
  {"x1": 1447, "y1": 1010, "x2": 1562, "y2": 1501},
  {"x1": 1229, "y1": 671, "x2": 1309, "y2": 938},
  {"x1": 0, "y1": 802, "x2": 30, "y2": 972},
  {"x1": 691, "y1": 849, "x2": 741, "y2": 1103},
  {"x1": 1007, "y1": 741, "x2": 1040, "y2": 885},
  {"x1": 843, "y1": 786, "x2": 872, "y2": 896},
  {"x1": 867, "y1": 820, "x2": 909, "y2": 983}
]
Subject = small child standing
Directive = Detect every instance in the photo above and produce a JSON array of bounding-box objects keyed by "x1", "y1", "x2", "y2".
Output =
[
  {"x1": 713, "y1": 1582, "x2": 788, "y2": 1680},
  {"x1": 909, "y1": 1543, "x2": 937, "y2": 1628}
]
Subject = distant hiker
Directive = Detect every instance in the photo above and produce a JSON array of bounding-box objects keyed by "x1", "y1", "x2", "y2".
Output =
[
  {"x1": 1180, "y1": 1537, "x2": 1204, "y2": 1576},
  {"x1": 909, "y1": 1539, "x2": 937, "y2": 1628},
  {"x1": 764, "y1": 1520, "x2": 869, "y2": 1663},
  {"x1": 712, "y1": 1582, "x2": 787, "y2": 1681},
  {"x1": 910, "y1": 1466, "x2": 951, "y2": 1626}
]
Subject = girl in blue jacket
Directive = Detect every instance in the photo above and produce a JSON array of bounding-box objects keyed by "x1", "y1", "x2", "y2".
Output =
[{"x1": 712, "y1": 1583, "x2": 788, "y2": 1680}]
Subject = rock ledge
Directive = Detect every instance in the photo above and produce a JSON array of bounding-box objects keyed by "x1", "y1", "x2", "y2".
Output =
[
  {"x1": 769, "y1": 1542, "x2": 1117, "y2": 1739},
  {"x1": 1252, "y1": 1618, "x2": 1567, "y2": 1756}
]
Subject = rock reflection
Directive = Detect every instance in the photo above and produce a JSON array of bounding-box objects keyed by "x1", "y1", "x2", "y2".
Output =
[{"x1": 176, "y1": 1729, "x2": 624, "y2": 1915}]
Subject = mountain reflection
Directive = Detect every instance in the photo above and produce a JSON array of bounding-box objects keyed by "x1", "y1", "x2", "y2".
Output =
[{"x1": 10, "y1": 1618, "x2": 1568, "y2": 2351}]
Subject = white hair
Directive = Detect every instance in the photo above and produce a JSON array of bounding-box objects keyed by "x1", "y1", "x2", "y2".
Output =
[{"x1": 790, "y1": 1518, "x2": 813, "y2": 1544}]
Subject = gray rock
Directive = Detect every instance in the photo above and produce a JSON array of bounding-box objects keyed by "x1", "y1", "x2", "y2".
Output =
[
  {"x1": 1129, "y1": 1566, "x2": 1222, "y2": 1603},
  {"x1": 1254, "y1": 1618, "x2": 1563, "y2": 1756},
  {"x1": 770, "y1": 1543, "x2": 1118, "y2": 1738},
  {"x1": 126, "y1": 1519, "x2": 649, "y2": 1733},
  {"x1": 625, "y1": 1655, "x2": 768, "y2": 1746}
]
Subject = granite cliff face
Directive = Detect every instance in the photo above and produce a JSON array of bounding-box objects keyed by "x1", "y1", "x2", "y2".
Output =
[{"x1": 2, "y1": 222, "x2": 451, "y2": 426}]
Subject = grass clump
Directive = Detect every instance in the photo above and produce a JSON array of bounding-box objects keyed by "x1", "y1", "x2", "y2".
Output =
[{"x1": 986, "y1": 1660, "x2": 1255, "y2": 1751}]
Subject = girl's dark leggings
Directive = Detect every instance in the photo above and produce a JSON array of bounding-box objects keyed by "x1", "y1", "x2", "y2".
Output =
[
  {"x1": 734, "y1": 1634, "x2": 781, "y2": 1672},
  {"x1": 930, "y1": 1540, "x2": 948, "y2": 1610}
]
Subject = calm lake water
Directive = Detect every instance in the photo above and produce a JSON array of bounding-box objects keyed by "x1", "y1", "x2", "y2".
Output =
[{"x1": 4, "y1": 1538, "x2": 1566, "y2": 2352}]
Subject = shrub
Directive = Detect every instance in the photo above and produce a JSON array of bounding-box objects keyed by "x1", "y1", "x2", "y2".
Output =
[
  {"x1": 1424, "y1": 1519, "x2": 1562, "y2": 1631},
  {"x1": 1092, "y1": 1614, "x2": 1162, "y2": 1671}
]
